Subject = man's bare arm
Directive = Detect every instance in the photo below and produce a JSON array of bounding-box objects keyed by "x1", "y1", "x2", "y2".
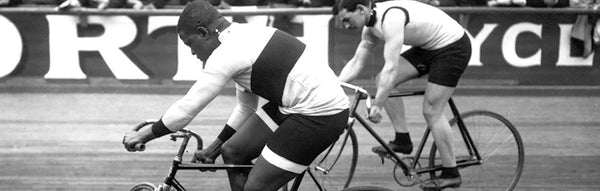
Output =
[{"x1": 373, "y1": 10, "x2": 407, "y2": 108}]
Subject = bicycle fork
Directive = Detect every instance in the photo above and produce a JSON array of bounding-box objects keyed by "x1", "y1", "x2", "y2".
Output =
[{"x1": 157, "y1": 133, "x2": 192, "y2": 191}]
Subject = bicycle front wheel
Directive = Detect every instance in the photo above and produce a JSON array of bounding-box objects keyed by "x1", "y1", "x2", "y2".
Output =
[
  {"x1": 341, "y1": 186, "x2": 395, "y2": 191},
  {"x1": 428, "y1": 110, "x2": 524, "y2": 191},
  {"x1": 311, "y1": 127, "x2": 358, "y2": 190},
  {"x1": 129, "y1": 182, "x2": 156, "y2": 191}
]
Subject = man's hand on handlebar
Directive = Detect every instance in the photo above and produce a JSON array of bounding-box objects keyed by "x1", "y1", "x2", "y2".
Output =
[
  {"x1": 192, "y1": 148, "x2": 219, "y2": 164},
  {"x1": 192, "y1": 138, "x2": 224, "y2": 171},
  {"x1": 368, "y1": 105, "x2": 383, "y2": 124},
  {"x1": 123, "y1": 127, "x2": 156, "y2": 152},
  {"x1": 122, "y1": 131, "x2": 146, "y2": 152}
]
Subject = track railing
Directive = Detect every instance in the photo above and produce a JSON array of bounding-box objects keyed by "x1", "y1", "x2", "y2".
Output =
[{"x1": 1, "y1": 6, "x2": 599, "y2": 16}]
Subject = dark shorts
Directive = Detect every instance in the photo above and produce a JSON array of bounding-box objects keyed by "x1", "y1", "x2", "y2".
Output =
[
  {"x1": 257, "y1": 102, "x2": 348, "y2": 173},
  {"x1": 401, "y1": 33, "x2": 472, "y2": 87}
]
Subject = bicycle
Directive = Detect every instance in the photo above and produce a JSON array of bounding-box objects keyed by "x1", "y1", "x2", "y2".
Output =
[
  {"x1": 311, "y1": 82, "x2": 525, "y2": 191},
  {"x1": 127, "y1": 120, "x2": 328, "y2": 191}
]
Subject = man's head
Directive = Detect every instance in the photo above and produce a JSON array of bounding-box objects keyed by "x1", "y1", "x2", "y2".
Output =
[
  {"x1": 332, "y1": 0, "x2": 373, "y2": 30},
  {"x1": 177, "y1": 0, "x2": 223, "y2": 62}
]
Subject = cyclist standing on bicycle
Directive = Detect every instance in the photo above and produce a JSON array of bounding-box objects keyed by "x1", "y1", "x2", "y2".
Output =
[
  {"x1": 122, "y1": 1, "x2": 349, "y2": 190},
  {"x1": 334, "y1": 0, "x2": 472, "y2": 190}
]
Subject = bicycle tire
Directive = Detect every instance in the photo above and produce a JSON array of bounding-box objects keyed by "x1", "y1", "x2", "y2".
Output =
[
  {"x1": 428, "y1": 110, "x2": 524, "y2": 190},
  {"x1": 129, "y1": 182, "x2": 156, "y2": 191},
  {"x1": 341, "y1": 186, "x2": 395, "y2": 191},
  {"x1": 311, "y1": 127, "x2": 359, "y2": 190}
]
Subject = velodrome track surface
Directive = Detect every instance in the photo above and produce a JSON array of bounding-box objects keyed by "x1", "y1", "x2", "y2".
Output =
[{"x1": 1, "y1": 86, "x2": 599, "y2": 191}]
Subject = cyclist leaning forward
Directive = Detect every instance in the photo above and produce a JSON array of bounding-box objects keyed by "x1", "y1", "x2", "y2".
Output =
[
  {"x1": 122, "y1": 1, "x2": 349, "y2": 191},
  {"x1": 334, "y1": 0, "x2": 472, "y2": 190}
]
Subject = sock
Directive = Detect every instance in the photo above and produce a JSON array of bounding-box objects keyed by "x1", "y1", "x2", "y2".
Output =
[
  {"x1": 440, "y1": 167, "x2": 460, "y2": 178},
  {"x1": 392, "y1": 132, "x2": 412, "y2": 146}
]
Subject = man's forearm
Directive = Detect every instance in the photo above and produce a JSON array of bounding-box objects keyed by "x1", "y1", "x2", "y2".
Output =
[
  {"x1": 373, "y1": 65, "x2": 397, "y2": 107},
  {"x1": 374, "y1": 83, "x2": 393, "y2": 108},
  {"x1": 339, "y1": 59, "x2": 361, "y2": 83},
  {"x1": 161, "y1": 95, "x2": 204, "y2": 132}
]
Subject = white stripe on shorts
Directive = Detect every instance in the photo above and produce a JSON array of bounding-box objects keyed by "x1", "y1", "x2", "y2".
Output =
[
  {"x1": 261, "y1": 146, "x2": 307, "y2": 174},
  {"x1": 256, "y1": 108, "x2": 279, "y2": 132}
]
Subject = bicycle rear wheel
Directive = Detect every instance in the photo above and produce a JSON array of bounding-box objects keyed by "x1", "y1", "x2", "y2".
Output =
[
  {"x1": 428, "y1": 110, "x2": 524, "y2": 190},
  {"x1": 311, "y1": 127, "x2": 358, "y2": 190}
]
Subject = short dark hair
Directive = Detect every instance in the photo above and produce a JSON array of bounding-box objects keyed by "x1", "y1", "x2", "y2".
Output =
[
  {"x1": 177, "y1": 0, "x2": 222, "y2": 33},
  {"x1": 332, "y1": 0, "x2": 372, "y2": 15}
]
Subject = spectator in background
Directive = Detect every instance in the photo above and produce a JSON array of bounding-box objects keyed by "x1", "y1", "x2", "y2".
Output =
[
  {"x1": 0, "y1": 0, "x2": 21, "y2": 7},
  {"x1": 570, "y1": 0, "x2": 599, "y2": 58},
  {"x1": 268, "y1": 0, "x2": 334, "y2": 35},
  {"x1": 487, "y1": 0, "x2": 526, "y2": 7},
  {"x1": 204, "y1": 0, "x2": 311, "y2": 35},
  {"x1": 412, "y1": 0, "x2": 441, "y2": 6},
  {"x1": 57, "y1": 0, "x2": 151, "y2": 10},
  {"x1": 521, "y1": 0, "x2": 568, "y2": 7},
  {"x1": 269, "y1": 0, "x2": 311, "y2": 36},
  {"x1": 200, "y1": 0, "x2": 272, "y2": 26},
  {"x1": 143, "y1": 0, "x2": 191, "y2": 9},
  {"x1": 595, "y1": 17, "x2": 600, "y2": 46}
]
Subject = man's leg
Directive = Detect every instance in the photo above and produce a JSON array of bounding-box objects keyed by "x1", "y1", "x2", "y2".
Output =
[
  {"x1": 242, "y1": 109, "x2": 348, "y2": 191},
  {"x1": 385, "y1": 98, "x2": 408, "y2": 134},
  {"x1": 385, "y1": 99, "x2": 413, "y2": 150},
  {"x1": 372, "y1": 99, "x2": 414, "y2": 154},
  {"x1": 422, "y1": 82, "x2": 461, "y2": 189},
  {"x1": 243, "y1": 156, "x2": 299, "y2": 191},
  {"x1": 221, "y1": 114, "x2": 273, "y2": 191},
  {"x1": 372, "y1": 56, "x2": 418, "y2": 155}
]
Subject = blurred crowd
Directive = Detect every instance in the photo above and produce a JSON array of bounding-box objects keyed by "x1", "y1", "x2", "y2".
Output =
[
  {"x1": 1, "y1": 0, "x2": 598, "y2": 57},
  {"x1": 0, "y1": 0, "x2": 598, "y2": 9},
  {"x1": 0, "y1": 0, "x2": 332, "y2": 9}
]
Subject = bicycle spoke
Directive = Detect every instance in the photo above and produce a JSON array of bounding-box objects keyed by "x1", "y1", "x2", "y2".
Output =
[{"x1": 483, "y1": 135, "x2": 516, "y2": 162}]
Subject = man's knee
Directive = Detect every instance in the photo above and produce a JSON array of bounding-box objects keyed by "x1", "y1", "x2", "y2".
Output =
[
  {"x1": 422, "y1": 102, "x2": 439, "y2": 122},
  {"x1": 221, "y1": 142, "x2": 249, "y2": 163},
  {"x1": 242, "y1": 181, "x2": 267, "y2": 191}
]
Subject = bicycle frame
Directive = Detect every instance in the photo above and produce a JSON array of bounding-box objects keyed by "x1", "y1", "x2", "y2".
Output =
[
  {"x1": 133, "y1": 121, "x2": 323, "y2": 191},
  {"x1": 342, "y1": 84, "x2": 484, "y2": 180}
]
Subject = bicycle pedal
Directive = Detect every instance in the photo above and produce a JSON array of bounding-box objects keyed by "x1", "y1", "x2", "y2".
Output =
[
  {"x1": 376, "y1": 153, "x2": 387, "y2": 164},
  {"x1": 400, "y1": 156, "x2": 415, "y2": 163}
]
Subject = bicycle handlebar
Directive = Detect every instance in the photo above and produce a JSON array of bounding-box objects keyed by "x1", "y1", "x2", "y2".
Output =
[
  {"x1": 131, "y1": 119, "x2": 204, "y2": 152},
  {"x1": 130, "y1": 119, "x2": 158, "y2": 151},
  {"x1": 340, "y1": 82, "x2": 372, "y2": 111}
]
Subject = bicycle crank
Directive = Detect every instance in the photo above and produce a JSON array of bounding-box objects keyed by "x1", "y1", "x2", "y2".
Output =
[
  {"x1": 392, "y1": 157, "x2": 423, "y2": 187},
  {"x1": 375, "y1": 152, "x2": 400, "y2": 165},
  {"x1": 156, "y1": 183, "x2": 176, "y2": 191}
]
